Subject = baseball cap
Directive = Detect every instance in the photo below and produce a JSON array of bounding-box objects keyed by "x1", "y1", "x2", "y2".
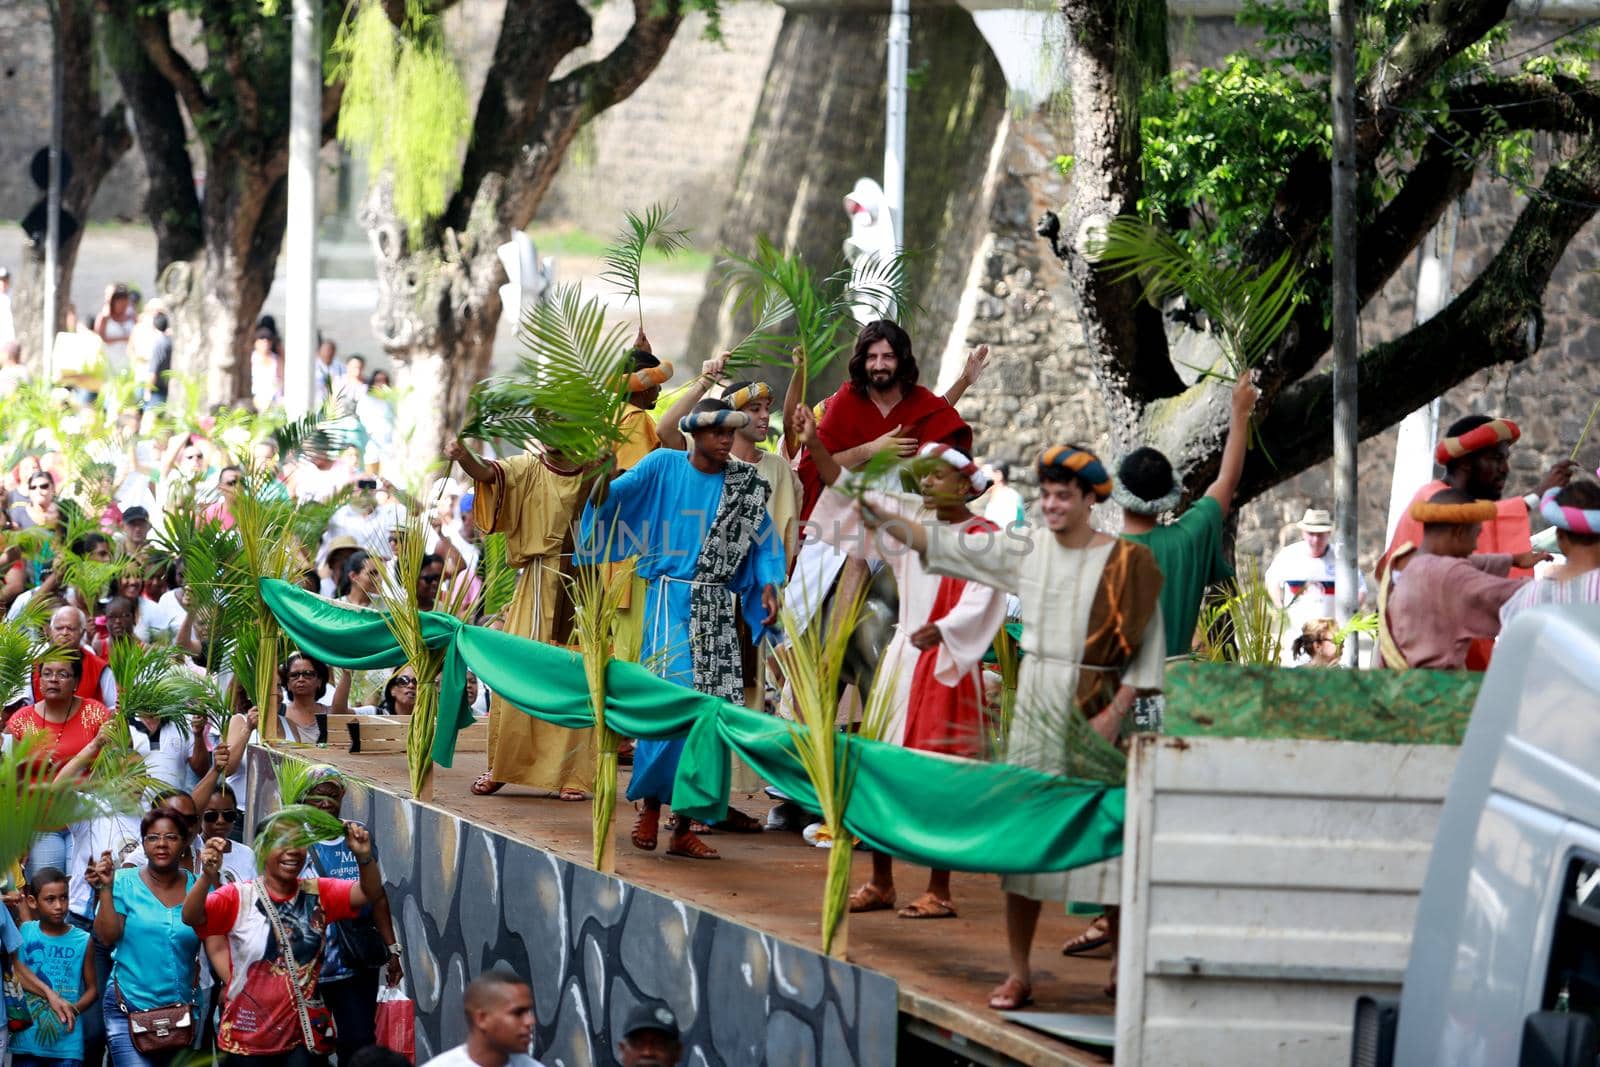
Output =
[
  {"x1": 621, "y1": 1003, "x2": 680, "y2": 1041},
  {"x1": 460, "y1": 491, "x2": 475, "y2": 515},
  {"x1": 122, "y1": 506, "x2": 150, "y2": 524}
]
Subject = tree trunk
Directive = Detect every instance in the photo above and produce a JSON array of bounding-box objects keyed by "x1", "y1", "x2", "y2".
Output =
[
  {"x1": 362, "y1": 0, "x2": 687, "y2": 467},
  {"x1": 11, "y1": 0, "x2": 132, "y2": 370},
  {"x1": 162, "y1": 165, "x2": 289, "y2": 402}
]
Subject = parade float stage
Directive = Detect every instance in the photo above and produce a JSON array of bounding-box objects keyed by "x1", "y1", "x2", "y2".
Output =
[{"x1": 251, "y1": 746, "x2": 1116, "y2": 1066}]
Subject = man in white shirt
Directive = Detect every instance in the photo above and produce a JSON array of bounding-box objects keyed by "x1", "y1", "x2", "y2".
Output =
[
  {"x1": 422, "y1": 969, "x2": 546, "y2": 1067},
  {"x1": 1265, "y1": 507, "x2": 1368, "y2": 664}
]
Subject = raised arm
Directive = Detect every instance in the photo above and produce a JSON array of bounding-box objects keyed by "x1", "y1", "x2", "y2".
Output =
[
  {"x1": 443, "y1": 437, "x2": 495, "y2": 486},
  {"x1": 1204, "y1": 373, "x2": 1260, "y2": 517},
  {"x1": 185, "y1": 841, "x2": 222, "y2": 930},
  {"x1": 331, "y1": 670, "x2": 354, "y2": 716},
  {"x1": 781, "y1": 348, "x2": 808, "y2": 459},
  {"x1": 344, "y1": 823, "x2": 387, "y2": 911},
  {"x1": 940, "y1": 344, "x2": 989, "y2": 407},
  {"x1": 657, "y1": 354, "x2": 726, "y2": 451},
  {"x1": 88, "y1": 856, "x2": 123, "y2": 946}
]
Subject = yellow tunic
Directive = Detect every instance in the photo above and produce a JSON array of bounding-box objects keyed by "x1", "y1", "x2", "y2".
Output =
[
  {"x1": 609, "y1": 406, "x2": 659, "y2": 660},
  {"x1": 753, "y1": 448, "x2": 801, "y2": 568},
  {"x1": 475, "y1": 453, "x2": 593, "y2": 792}
]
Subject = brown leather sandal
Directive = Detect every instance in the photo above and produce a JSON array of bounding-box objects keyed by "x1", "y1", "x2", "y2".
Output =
[
  {"x1": 1061, "y1": 913, "x2": 1112, "y2": 956},
  {"x1": 897, "y1": 892, "x2": 957, "y2": 919},
  {"x1": 987, "y1": 976, "x2": 1033, "y2": 1011},
  {"x1": 631, "y1": 806, "x2": 660, "y2": 851},
  {"x1": 665, "y1": 824, "x2": 720, "y2": 859},
  {"x1": 848, "y1": 883, "x2": 897, "y2": 913},
  {"x1": 470, "y1": 772, "x2": 504, "y2": 796}
]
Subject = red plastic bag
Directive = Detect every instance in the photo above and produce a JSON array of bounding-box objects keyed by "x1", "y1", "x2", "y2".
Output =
[{"x1": 375, "y1": 983, "x2": 415, "y2": 1063}]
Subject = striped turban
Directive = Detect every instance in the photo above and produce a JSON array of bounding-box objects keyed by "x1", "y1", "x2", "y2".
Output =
[
  {"x1": 1038, "y1": 445, "x2": 1113, "y2": 501},
  {"x1": 723, "y1": 381, "x2": 773, "y2": 411},
  {"x1": 1435, "y1": 418, "x2": 1519, "y2": 465},
  {"x1": 1540, "y1": 487, "x2": 1600, "y2": 535},
  {"x1": 918, "y1": 442, "x2": 991, "y2": 495},
  {"x1": 679, "y1": 404, "x2": 750, "y2": 434},
  {"x1": 628, "y1": 362, "x2": 674, "y2": 392}
]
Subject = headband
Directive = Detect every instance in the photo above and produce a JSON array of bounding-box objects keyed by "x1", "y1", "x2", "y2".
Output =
[
  {"x1": 918, "y1": 442, "x2": 991, "y2": 494},
  {"x1": 1109, "y1": 470, "x2": 1182, "y2": 516},
  {"x1": 1038, "y1": 445, "x2": 1113, "y2": 501},
  {"x1": 723, "y1": 381, "x2": 772, "y2": 411},
  {"x1": 1435, "y1": 418, "x2": 1519, "y2": 465},
  {"x1": 679, "y1": 408, "x2": 750, "y2": 434},
  {"x1": 1409, "y1": 498, "x2": 1497, "y2": 525},
  {"x1": 627, "y1": 362, "x2": 674, "y2": 392},
  {"x1": 1539, "y1": 487, "x2": 1600, "y2": 535}
]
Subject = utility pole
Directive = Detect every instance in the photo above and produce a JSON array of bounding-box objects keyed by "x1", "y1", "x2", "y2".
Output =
[
  {"x1": 284, "y1": 0, "x2": 321, "y2": 419},
  {"x1": 884, "y1": 0, "x2": 909, "y2": 252},
  {"x1": 42, "y1": 0, "x2": 63, "y2": 379},
  {"x1": 1330, "y1": 0, "x2": 1359, "y2": 665}
]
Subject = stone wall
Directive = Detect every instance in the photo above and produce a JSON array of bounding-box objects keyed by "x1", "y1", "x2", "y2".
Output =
[
  {"x1": 536, "y1": 2, "x2": 787, "y2": 236},
  {"x1": 685, "y1": 1, "x2": 1010, "y2": 395},
  {"x1": 246, "y1": 749, "x2": 899, "y2": 1067}
]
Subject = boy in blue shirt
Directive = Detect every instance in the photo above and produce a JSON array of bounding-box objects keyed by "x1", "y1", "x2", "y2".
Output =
[{"x1": 10, "y1": 867, "x2": 96, "y2": 1067}]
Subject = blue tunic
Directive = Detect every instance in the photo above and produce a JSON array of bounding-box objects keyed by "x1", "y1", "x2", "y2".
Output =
[{"x1": 580, "y1": 449, "x2": 786, "y2": 803}]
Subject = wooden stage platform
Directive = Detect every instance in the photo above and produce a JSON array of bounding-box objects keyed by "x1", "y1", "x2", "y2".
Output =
[{"x1": 313, "y1": 746, "x2": 1116, "y2": 1066}]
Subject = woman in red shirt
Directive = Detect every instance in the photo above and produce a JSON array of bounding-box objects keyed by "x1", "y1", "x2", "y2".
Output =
[{"x1": 8, "y1": 651, "x2": 113, "y2": 876}]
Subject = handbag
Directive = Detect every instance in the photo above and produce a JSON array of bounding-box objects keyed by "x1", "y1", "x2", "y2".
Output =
[
  {"x1": 259, "y1": 888, "x2": 330, "y2": 1053},
  {"x1": 116, "y1": 982, "x2": 193, "y2": 1054},
  {"x1": 308, "y1": 849, "x2": 389, "y2": 970}
]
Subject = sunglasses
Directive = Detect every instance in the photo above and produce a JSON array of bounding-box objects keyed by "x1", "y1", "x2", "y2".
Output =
[
  {"x1": 29, "y1": 483, "x2": 51, "y2": 491},
  {"x1": 393, "y1": 676, "x2": 418, "y2": 688},
  {"x1": 202, "y1": 809, "x2": 238, "y2": 824},
  {"x1": 287, "y1": 669, "x2": 319, "y2": 680}
]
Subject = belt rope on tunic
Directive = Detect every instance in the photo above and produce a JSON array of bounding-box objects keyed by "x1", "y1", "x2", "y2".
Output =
[
  {"x1": 1375, "y1": 543, "x2": 1414, "y2": 669},
  {"x1": 687, "y1": 461, "x2": 770, "y2": 702}
]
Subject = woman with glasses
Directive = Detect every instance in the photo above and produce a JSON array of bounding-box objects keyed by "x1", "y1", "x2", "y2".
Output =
[
  {"x1": 332, "y1": 667, "x2": 417, "y2": 717},
  {"x1": 88, "y1": 807, "x2": 202, "y2": 1067},
  {"x1": 10, "y1": 471, "x2": 59, "y2": 530},
  {"x1": 278, "y1": 653, "x2": 332, "y2": 744},
  {"x1": 8, "y1": 652, "x2": 114, "y2": 874}
]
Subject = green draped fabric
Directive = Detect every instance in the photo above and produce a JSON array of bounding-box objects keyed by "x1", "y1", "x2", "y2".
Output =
[{"x1": 260, "y1": 579, "x2": 1124, "y2": 875}]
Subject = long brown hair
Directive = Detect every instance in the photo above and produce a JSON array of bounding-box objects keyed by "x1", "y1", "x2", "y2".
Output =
[{"x1": 846, "y1": 320, "x2": 917, "y2": 395}]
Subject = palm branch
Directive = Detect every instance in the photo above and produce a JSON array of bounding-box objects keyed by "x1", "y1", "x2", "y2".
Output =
[
  {"x1": 1192, "y1": 558, "x2": 1288, "y2": 666},
  {"x1": 773, "y1": 578, "x2": 900, "y2": 958},
  {"x1": 600, "y1": 202, "x2": 692, "y2": 330},
  {"x1": 252, "y1": 803, "x2": 348, "y2": 870},
  {"x1": 718, "y1": 237, "x2": 920, "y2": 381},
  {"x1": 273, "y1": 754, "x2": 317, "y2": 807},
  {"x1": 460, "y1": 284, "x2": 633, "y2": 466},
  {"x1": 267, "y1": 395, "x2": 358, "y2": 460},
  {"x1": 0, "y1": 733, "x2": 147, "y2": 874},
  {"x1": 106, "y1": 641, "x2": 193, "y2": 741},
  {"x1": 371, "y1": 510, "x2": 448, "y2": 797},
  {"x1": 1091, "y1": 216, "x2": 1303, "y2": 379}
]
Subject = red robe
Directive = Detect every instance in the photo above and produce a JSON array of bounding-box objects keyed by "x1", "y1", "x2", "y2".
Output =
[
  {"x1": 796, "y1": 382, "x2": 972, "y2": 520},
  {"x1": 903, "y1": 514, "x2": 1003, "y2": 757}
]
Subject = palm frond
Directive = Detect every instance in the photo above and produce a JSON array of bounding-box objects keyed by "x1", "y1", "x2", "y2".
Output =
[
  {"x1": 600, "y1": 202, "x2": 692, "y2": 328},
  {"x1": 0, "y1": 734, "x2": 146, "y2": 873},
  {"x1": 0, "y1": 620, "x2": 62, "y2": 719},
  {"x1": 1192, "y1": 558, "x2": 1288, "y2": 665},
  {"x1": 268, "y1": 395, "x2": 358, "y2": 460},
  {"x1": 106, "y1": 641, "x2": 193, "y2": 739},
  {"x1": 460, "y1": 284, "x2": 633, "y2": 466},
  {"x1": 274, "y1": 754, "x2": 317, "y2": 808},
  {"x1": 1091, "y1": 216, "x2": 1304, "y2": 377},
  {"x1": 371, "y1": 510, "x2": 447, "y2": 795},
  {"x1": 253, "y1": 803, "x2": 348, "y2": 869},
  {"x1": 475, "y1": 533, "x2": 517, "y2": 621}
]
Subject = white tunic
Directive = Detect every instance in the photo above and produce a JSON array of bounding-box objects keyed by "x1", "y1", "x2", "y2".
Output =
[{"x1": 925, "y1": 525, "x2": 1165, "y2": 902}]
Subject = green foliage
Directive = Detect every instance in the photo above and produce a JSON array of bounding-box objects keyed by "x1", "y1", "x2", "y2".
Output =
[
  {"x1": 718, "y1": 237, "x2": 919, "y2": 377},
  {"x1": 330, "y1": 0, "x2": 472, "y2": 228},
  {"x1": 461, "y1": 284, "x2": 633, "y2": 466},
  {"x1": 253, "y1": 803, "x2": 347, "y2": 869},
  {"x1": 0, "y1": 733, "x2": 146, "y2": 875},
  {"x1": 1092, "y1": 216, "x2": 1304, "y2": 379},
  {"x1": 600, "y1": 202, "x2": 693, "y2": 329},
  {"x1": 1194, "y1": 559, "x2": 1288, "y2": 665}
]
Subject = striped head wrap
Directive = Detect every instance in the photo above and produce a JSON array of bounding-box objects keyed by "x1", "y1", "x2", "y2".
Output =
[
  {"x1": 679, "y1": 406, "x2": 751, "y2": 434},
  {"x1": 1038, "y1": 445, "x2": 1113, "y2": 501},
  {"x1": 627, "y1": 362, "x2": 674, "y2": 392},
  {"x1": 723, "y1": 381, "x2": 773, "y2": 411},
  {"x1": 1435, "y1": 418, "x2": 1519, "y2": 465},
  {"x1": 1409, "y1": 498, "x2": 1497, "y2": 525},
  {"x1": 1540, "y1": 487, "x2": 1600, "y2": 535},
  {"x1": 918, "y1": 442, "x2": 991, "y2": 495},
  {"x1": 302, "y1": 764, "x2": 346, "y2": 801}
]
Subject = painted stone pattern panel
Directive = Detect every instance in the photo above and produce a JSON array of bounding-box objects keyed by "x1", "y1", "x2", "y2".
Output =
[{"x1": 246, "y1": 750, "x2": 897, "y2": 1066}]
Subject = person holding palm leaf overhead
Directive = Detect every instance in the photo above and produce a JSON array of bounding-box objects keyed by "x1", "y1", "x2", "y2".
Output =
[{"x1": 446, "y1": 433, "x2": 595, "y2": 801}]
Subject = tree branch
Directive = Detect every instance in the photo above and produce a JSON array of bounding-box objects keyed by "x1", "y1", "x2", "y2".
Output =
[
  {"x1": 130, "y1": 11, "x2": 212, "y2": 122},
  {"x1": 1269, "y1": 74, "x2": 1600, "y2": 386},
  {"x1": 1238, "y1": 131, "x2": 1600, "y2": 501}
]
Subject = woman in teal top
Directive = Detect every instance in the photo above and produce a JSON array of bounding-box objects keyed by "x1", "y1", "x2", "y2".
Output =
[{"x1": 88, "y1": 808, "x2": 200, "y2": 1067}]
